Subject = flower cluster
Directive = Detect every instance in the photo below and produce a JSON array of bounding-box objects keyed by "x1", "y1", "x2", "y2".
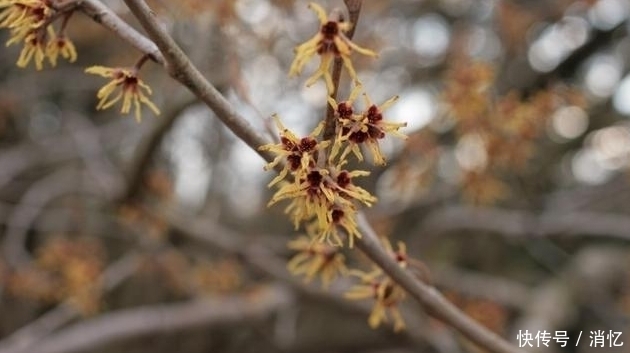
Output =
[
  {"x1": 1, "y1": 0, "x2": 77, "y2": 70},
  {"x1": 260, "y1": 116, "x2": 375, "y2": 248},
  {"x1": 1, "y1": 1, "x2": 160, "y2": 121},
  {"x1": 328, "y1": 85, "x2": 407, "y2": 166},
  {"x1": 262, "y1": 2, "x2": 414, "y2": 332}
]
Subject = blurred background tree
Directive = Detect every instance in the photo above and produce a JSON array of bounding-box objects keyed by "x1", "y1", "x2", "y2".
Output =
[{"x1": 0, "y1": 0, "x2": 629, "y2": 352}]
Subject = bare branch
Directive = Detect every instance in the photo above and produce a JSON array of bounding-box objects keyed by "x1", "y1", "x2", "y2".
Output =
[
  {"x1": 122, "y1": 0, "x2": 275, "y2": 165},
  {"x1": 419, "y1": 205, "x2": 630, "y2": 241},
  {"x1": 3, "y1": 168, "x2": 103, "y2": 267},
  {"x1": 79, "y1": 0, "x2": 165, "y2": 65},
  {"x1": 21, "y1": 284, "x2": 292, "y2": 353},
  {"x1": 65, "y1": 112, "x2": 126, "y2": 198},
  {"x1": 0, "y1": 119, "x2": 141, "y2": 191}
]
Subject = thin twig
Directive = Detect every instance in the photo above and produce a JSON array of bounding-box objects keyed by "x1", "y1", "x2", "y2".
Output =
[
  {"x1": 322, "y1": 0, "x2": 363, "y2": 141},
  {"x1": 65, "y1": 112, "x2": 126, "y2": 199}
]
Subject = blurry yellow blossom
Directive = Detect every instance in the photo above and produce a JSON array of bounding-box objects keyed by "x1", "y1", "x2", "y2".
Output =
[
  {"x1": 0, "y1": 0, "x2": 53, "y2": 31},
  {"x1": 16, "y1": 29, "x2": 48, "y2": 70},
  {"x1": 46, "y1": 33, "x2": 77, "y2": 66},
  {"x1": 345, "y1": 269, "x2": 407, "y2": 332},
  {"x1": 85, "y1": 66, "x2": 160, "y2": 122},
  {"x1": 287, "y1": 235, "x2": 347, "y2": 288},
  {"x1": 1, "y1": 0, "x2": 77, "y2": 69}
]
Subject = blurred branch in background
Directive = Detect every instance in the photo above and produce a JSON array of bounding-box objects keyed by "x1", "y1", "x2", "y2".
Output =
[
  {"x1": 417, "y1": 205, "x2": 630, "y2": 241},
  {"x1": 17, "y1": 284, "x2": 293, "y2": 353}
]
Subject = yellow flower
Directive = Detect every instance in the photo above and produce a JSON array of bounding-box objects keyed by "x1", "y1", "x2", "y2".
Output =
[
  {"x1": 329, "y1": 163, "x2": 376, "y2": 207},
  {"x1": 269, "y1": 167, "x2": 336, "y2": 229},
  {"x1": 15, "y1": 28, "x2": 48, "y2": 70},
  {"x1": 345, "y1": 269, "x2": 407, "y2": 332},
  {"x1": 0, "y1": 0, "x2": 52, "y2": 30},
  {"x1": 381, "y1": 238, "x2": 408, "y2": 269},
  {"x1": 46, "y1": 34, "x2": 77, "y2": 66},
  {"x1": 329, "y1": 91, "x2": 407, "y2": 165},
  {"x1": 268, "y1": 163, "x2": 375, "y2": 247},
  {"x1": 2, "y1": 1, "x2": 78, "y2": 69},
  {"x1": 287, "y1": 235, "x2": 347, "y2": 288},
  {"x1": 289, "y1": 2, "x2": 377, "y2": 93},
  {"x1": 259, "y1": 115, "x2": 329, "y2": 187},
  {"x1": 85, "y1": 65, "x2": 161, "y2": 122},
  {"x1": 316, "y1": 205, "x2": 362, "y2": 247}
]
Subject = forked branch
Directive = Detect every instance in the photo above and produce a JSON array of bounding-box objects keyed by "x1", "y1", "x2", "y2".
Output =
[{"x1": 91, "y1": 1, "x2": 529, "y2": 352}]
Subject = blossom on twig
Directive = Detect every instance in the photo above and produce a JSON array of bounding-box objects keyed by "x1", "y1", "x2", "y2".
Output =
[
  {"x1": 85, "y1": 65, "x2": 160, "y2": 122},
  {"x1": 345, "y1": 269, "x2": 407, "y2": 332},
  {"x1": 46, "y1": 32, "x2": 77, "y2": 66},
  {"x1": 287, "y1": 235, "x2": 347, "y2": 288},
  {"x1": 1, "y1": 0, "x2": 78, "y2": 69},
  {"x1": 259, "y1": 115, "x2": 329, "y2": 187},
  {"x1": 329, "y1": 88, "x2": 407, "y2": 165},
  {"x1": 289, "y1": 2, "x2": 377, "y2": 93}
]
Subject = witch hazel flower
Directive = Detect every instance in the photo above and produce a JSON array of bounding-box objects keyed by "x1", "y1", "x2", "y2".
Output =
[
  {"x1": 329, "y1": 86, "x2": 407, "y2": 165},
  {"x1": 287, "y1": 235, "x2": 348, "y2": 288},
  {"x1": 85, "y1": 64, "x2": 160, "y2": 122},
  {"x1": 289, "y1": 2, "x2": 377, "y2": 93},
  {"x1": 345, "y1": 268, "x2": 407, "y2": 332},
  {"x1": 259, "y1": 115, "x2": 329, "y2": 187},
  {"x1": 1, "y1": 0, "x2": 78, "y2": 70}
]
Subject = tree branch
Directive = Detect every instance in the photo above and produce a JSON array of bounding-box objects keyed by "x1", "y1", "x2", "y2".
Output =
[
  {"x1": 2, "y1": 168, "x2": 104, "y2": 267},
  {"x1": 117, "y1": 1, "x2": 526, "y2": 352},
  {"x1": 122, "y1": 0, "x2": 275, "y2": 164},
  {"x1": 79, "y1": 0, "x2": 165, "y2": 65},
  {"x1": 355, "y1": 214, "x2": 527, "y2": 353},
  {"x1": 121, "y1": 97, "x2": 198, "y2": 202},
  {"x1": 18, "y1": 284, "x2": 292, "y2": 353},
  {"x1": 418, "y1": 205, "x2": 630, "y2": 241}
]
